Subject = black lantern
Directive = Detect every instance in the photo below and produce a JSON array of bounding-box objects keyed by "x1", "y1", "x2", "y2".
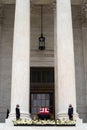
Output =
[{"x1": 39, "y1": 5, "x2": 45, "y2": 50}]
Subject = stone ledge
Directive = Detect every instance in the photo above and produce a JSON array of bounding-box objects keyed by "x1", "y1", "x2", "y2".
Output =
[{"x1": 0, "y1": 124, "x2": 87, "y2": 130}]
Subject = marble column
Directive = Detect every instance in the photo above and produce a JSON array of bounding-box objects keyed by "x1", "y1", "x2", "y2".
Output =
[
  {"x1": 54, "y1": 2, "x2": 58, "y2": 120},
  {"x1": 55, "y1": 0, "x2": 78, "y2": 119},
  {"x1": 82, "y1": 1, "x2": 87, "y2": 108},
  {"x1": 9, "y1": 0, "x2": 30, "y2": 119}
]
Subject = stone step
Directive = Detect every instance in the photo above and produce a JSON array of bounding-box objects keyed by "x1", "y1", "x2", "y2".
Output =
[{"x1": 0, "y1": 125, "x2": 87, "y2": 130}]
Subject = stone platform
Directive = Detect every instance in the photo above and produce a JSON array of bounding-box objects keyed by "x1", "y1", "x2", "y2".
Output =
[{"x1": 0, "y1": 124, "x2": 87, "y2": 130}]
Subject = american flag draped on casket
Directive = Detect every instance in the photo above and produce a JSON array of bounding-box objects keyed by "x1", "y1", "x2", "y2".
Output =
[{"x1": 39, "y1": 107, "x2": 49, "y2": 114}]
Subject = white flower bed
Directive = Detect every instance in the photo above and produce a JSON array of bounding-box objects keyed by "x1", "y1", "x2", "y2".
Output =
[{"x1": 13, "y1": 119, "x2": 76, "y2": 126}]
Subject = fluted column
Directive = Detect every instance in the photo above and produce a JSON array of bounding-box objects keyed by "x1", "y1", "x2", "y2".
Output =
[
  {"x1": 9, "y1": 0, "x2": 30, "y2": 119},
  {"x1": 54, "y1": 2, "x2": 58, "y2": 119},
  {"x1": 82, "y1": 1, "x2": 87, "y2": 107},
  {"x1": 55, "y1": 0, "x2": 78, "y2": 119}
]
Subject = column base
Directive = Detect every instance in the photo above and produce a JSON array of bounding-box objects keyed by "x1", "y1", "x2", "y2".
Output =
[
  {"x1": 6, "y1": 112, "x2": 31, "y2": 125},
  {"x1": 9, "y1": 112, "x2": 31, "y2": 119},
  {"x1": 76, "y1": 118, "x2": 83, "y2": 126},
  {"x1": 56, "y1": 113, "x2": 68, "y2": 120},
  {"x1": 56, "y1": 112, "x2": 79, "y2": 120}
]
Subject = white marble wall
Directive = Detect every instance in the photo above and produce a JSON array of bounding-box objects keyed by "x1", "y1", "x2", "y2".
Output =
[{"x1": 0, "y1": 4, "x2": 87, "y2": 122}]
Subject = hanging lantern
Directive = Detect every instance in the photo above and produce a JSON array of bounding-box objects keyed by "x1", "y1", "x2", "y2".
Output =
[{"x1": 39, "y1": 5, "x2": 45, "y2": 50}]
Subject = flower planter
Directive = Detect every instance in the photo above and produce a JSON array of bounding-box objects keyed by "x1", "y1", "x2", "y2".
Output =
[
  {"x1": 56, "y1": 124, "x2": 75, "y2": 126},
  {"x1": 14, "y1": 124, "x2": 75, "y2": 126},
  {"x1": 14, "y1": 124, "x2": 55, "y2": 126},
  {"x1": 13, "y1": 119, "x2": 76, "y2": 126}
]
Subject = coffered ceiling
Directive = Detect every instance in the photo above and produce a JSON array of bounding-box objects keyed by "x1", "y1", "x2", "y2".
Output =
[{"x1": 0, "y1": 0, "x2": 81, "y2": 5}]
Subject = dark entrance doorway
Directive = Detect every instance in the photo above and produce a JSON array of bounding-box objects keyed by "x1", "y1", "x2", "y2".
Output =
[{"x1": 30, "y1": 67, "x2": 54, "y2": 119}]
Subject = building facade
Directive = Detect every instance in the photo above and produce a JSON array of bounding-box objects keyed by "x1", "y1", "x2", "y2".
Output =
[{"x1": 0, "y1": 0, "x2": 87, "y2": 123}]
